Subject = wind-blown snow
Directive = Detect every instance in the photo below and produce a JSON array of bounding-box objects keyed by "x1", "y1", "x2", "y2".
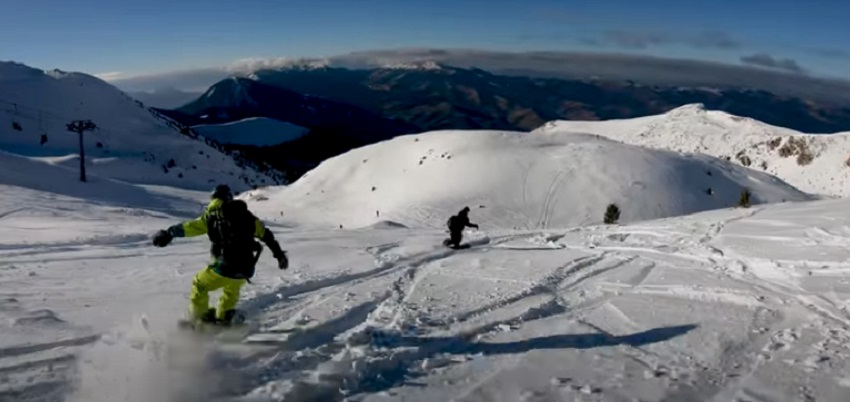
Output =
[
  {"x1": 2, "y1": 176, "x2": 850, "y2": 401},
  {"x1": 247, "y1": 129, "x2": 813, "y2": 229},
  {"x1": 536, "y1": 103, "x2": 850, "y2": 198},
  {"x1": 0, "y1": 61, "x2": 277, "y2": 191},
  {"x1": 192, "y1": 117, "x2": 308, "y2": 147}
]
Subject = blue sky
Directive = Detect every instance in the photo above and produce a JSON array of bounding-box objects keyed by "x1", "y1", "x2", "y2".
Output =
[{"x1": 2, "y1": 0, "x2": 849, "y2": 80}]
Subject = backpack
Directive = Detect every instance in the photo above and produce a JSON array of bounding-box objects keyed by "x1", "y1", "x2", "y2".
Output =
[{"x1": 208, "y1": 200, "x2": 257, "y2": 249}]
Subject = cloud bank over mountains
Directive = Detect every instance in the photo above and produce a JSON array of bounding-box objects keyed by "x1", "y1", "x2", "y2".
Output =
[{"x1": 106, "y1": 49, "x2": 850, "y2": 105}]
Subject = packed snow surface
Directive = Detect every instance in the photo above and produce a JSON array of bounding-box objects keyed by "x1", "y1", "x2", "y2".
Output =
[
  {"x1": 247, "y1": 129, "x2": 813, "y2": 229},
  {"x1": 192, "y1": 117, "x2": 308, "y2": 147},
  {"x1": 1, "y1": 96, "x2": 847, "y2": 401},
  {"x1": 2, "y1": 174, "x2": 850, "y2": 401},
  {"x1": 0, "y1": 61, "x2": 276, "y2": 191},
  {"x1": 536, "y1": 104, "x2": 850, "y2": 198}
]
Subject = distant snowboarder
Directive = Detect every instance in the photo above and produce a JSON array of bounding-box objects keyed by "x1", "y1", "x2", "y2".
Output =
[
  {"x1": 151, "y1": 184, "x2": 288, "y2": 326},
  {"x1": 443, "y1": 206, "x2": 479, "y2": 249}
]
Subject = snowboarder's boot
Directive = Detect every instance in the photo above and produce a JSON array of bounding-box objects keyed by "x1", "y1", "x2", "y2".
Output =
[
  {"x1": 200, "y1": 308, "x2": 218, "y2": 323},
  {"x1": 219, "y1": 309, "x2": 246, "y2": 326},
  {"x1": 178, "y1": 308, "x2": 219, "y2": 331}
]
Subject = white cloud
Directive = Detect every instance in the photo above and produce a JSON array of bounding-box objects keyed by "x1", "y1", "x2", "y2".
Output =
[
  {"x1": 94, "y1": 71, "x2": 127, "y2": 81},
  {"x1": 226, "y1": 57, "x2": 332, "y2": 74}
]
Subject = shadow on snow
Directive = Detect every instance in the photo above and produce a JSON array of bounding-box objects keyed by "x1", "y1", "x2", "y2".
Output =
[
  {"x1": 354, "y1": 324, "x2": 699, "y2": 395},
  {"x1": 379, "y1": 324, "x2": 698, "y2": 354}
]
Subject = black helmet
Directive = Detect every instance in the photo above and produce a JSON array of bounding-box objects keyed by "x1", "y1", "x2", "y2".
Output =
[
  {"x1": 460, "y1": 206, "x2": 470, "y2": 214},
  {"x1": 212, "y1": 184, "x2": 233, "y2": 201}
]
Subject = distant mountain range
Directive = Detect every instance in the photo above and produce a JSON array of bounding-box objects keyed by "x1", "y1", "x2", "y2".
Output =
[
  {"x1": 129, "y1": 87, "x2": 201, "y2": 109},
  {"x1": 158, "y1": 63, "x2": 850, "y2": 180},
  {"x1": 245, "y1": 63, "x2": 850, "y2": 133}
]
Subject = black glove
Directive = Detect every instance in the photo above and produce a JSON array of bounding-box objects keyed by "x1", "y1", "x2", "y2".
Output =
[
  {"x1": 274, "y1": 250, "x2": 289, "y2": 270},
  {"x1": 152, "y1": 229, "x2": 173, "y2": 247}
]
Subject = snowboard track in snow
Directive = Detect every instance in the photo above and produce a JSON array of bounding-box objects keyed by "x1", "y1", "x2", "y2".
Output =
[
  {"x1": 8, "y1": 200, "x2": 850, "y2": 401},
  {"x1": 182, "y1": 236, "x2": 706, "y2": 400}
]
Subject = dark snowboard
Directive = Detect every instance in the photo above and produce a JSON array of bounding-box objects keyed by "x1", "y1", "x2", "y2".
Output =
[
  {"x1": 443, "y1": 239, "x2": 471, "y2": 249},
  {"x1": 177, "y1": 309, "x2": 249, "y2": 336}
]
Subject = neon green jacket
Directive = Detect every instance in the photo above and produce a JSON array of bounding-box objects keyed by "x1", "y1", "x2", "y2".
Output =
[
  {"x1": 167, "y1": 198, "x2": 281, "y2": 279},
  {"x1": 171, "y1": 198, "x2": 267, "y2": 239}
]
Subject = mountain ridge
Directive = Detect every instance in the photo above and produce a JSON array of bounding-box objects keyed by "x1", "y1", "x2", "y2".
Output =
[
  {"x1": 245, "y1": 64, "x2": 850, "y2": 134},
  {"x1": 245, "y1": 128, "x2": 814, "y2": 230},
  {"x1": 0, "y1": 60, "x2": 284, "y2": 191},
  {"x1": 158, "y1": 64, "x2": 850, "y2": 186},
  {"x1": 536, "y1": 103, "x2": 850, "y2": 197}
]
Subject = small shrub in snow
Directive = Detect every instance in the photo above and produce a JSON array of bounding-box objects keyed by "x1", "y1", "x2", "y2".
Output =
[
  {"x1": 767, "y1": 137, "x2": 782, "y2": 150},
  {"x1": 705, "y1": 188, "x2": 714, "y2": 196},
  {"x1": 604, "y1": 204, "x2": 621, "y2": 224},
  {"x1": 166, "y1": 159, "x2": 176, "y2": 168},
  {"x1": 777, "y1": 137, "x2": 814, "y2": 166},
  {"x1": 735, "y1": 150, "x2": 752, "y2": 167},
  {"x1": 12, "y1": 121, "x2": 22, "y2": 131},
  {"x1": 797, "y1": 151, "x2": 814, "y2": 166},
  {"x1": 739, "y1": 189, "x2": 752, "y2": 208},
  {"x1": 845, "y1": 155, "x2": 850, "y2": 167},
  {"x1": 760, "y1": 161, "x2": 768, "y2": 170}
]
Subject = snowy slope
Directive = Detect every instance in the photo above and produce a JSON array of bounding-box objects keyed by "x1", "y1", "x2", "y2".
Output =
[
  {"x1": 191, "y1": 117, "x2": 308, "y2": 146},
  {"x1": 0, "y1": 61, "x2": 279, "y2": 191},
  {"x1": 246, "y1": 129, "x2": 813, "y2": 229},
  {"x1": 2, "y1": 179, "x2": 850, "y2": 401},
  {"x1": 0, "y1": 149, "x2": 198, "y2": 213},
  {"x1": 535, "y1": 103, "x2": 850, "y2": 198}
]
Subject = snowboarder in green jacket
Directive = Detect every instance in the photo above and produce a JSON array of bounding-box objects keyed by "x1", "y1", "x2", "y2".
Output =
[{"x1": 152, "y1": 184, "x2": 288, "y2": 325}]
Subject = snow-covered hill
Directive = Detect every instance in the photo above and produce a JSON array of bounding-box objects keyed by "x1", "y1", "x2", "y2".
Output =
[
  {"x1": 192, "y1": 117, "x2": 308, "y2": 146},
  {"x1": 535, "y1": 104, "x2": 850, "y2": 198},
  {"x1": 0, "y1": 149, "x2": 199, "y2": 213},
  {"x1": 3, "y1": 173, "x2": 850, "y2": 401},
  {"x1": 0, "y1": 61, "x2": 280, "y2": 191},
  {"x1": 246, "y1": 129, "x2": 813, "y2": 229}
]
